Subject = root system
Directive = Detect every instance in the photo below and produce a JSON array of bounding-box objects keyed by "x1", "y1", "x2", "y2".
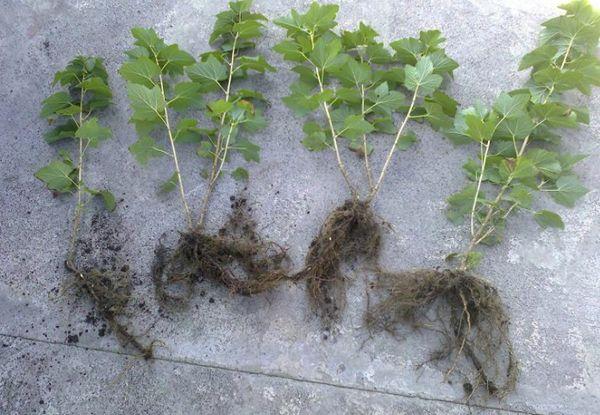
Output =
[
  {"x1": 153, "y1": 196, "x2": 290, "y2": 307},
  {"x1": 365, "y1": 268, "x2": 516, "y2": 398},
  {"x1": 65, "y1": 261, "x2": 154, "y2": 358},
  {"x1": 295, "y1": 199, "x2": 381, "y2": 329},
  {"x1": 68, "y1": 211, "x2": 154, "y2": 358}
]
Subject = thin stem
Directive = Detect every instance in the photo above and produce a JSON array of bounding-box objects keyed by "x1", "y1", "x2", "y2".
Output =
[
  {"x1": 469, "y1": 141, "x2": 491, "y2": 236},
  {"x1": 67, "y1": 86, "x2": 87, "y2": 263},
  {"x1": 361, "y1": 84, "x2": 374, "y2": 191},
  {"x1": 196, "y1": 33, "x2": 239, "y2": 230},
  {"x1": 157, "y1": 71, "x2": 193, "y2": 228},
  {"x1": 314, "y1": 68, "x2": 358, "y2": 199},
  {"x1": 459, "y1": 133, "x2": 531, "y2": 269},
  {"x1": 367, "y1": 87, "x2": 419, "y2": 202}
]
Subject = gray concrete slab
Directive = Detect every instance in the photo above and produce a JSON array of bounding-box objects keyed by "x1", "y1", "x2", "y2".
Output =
[{"x1": 1, "y1": 0, "x2": 599, "y2": 414}]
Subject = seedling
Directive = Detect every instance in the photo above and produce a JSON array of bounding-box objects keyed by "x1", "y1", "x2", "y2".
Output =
[
  {"x1": 120, "y1": 0, "x2": 287, "y2": 306},
  {"x1": 367, "y1": 0, "x2": 600, "y2": 398},
  {"x1": 35, "y1": 56, "x2": 152, "y2": 357},
  {"x1": 274, "y1": 2, "x2": 458, "y2": 328}
]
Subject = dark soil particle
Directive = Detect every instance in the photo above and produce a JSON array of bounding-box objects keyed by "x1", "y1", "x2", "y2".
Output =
[{"x1": 66, "y1": 334, "x2": 79, "y2": 344}]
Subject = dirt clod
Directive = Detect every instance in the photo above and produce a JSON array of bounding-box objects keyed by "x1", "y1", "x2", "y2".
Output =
[
  {"x1": 153, "y1": 197, "x2": 290, "y2": 308},
  {"x1": 365, "y1": 268, "x2": 517, "y2": 398},
  {"x1": 294, "y1": 199, "x2": 381, "y2": 329}
]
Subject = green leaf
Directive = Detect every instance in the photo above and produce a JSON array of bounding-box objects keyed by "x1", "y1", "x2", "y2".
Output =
[
  {"x1": 390, "y1": 37, "x2": 423, "y2": 65},
  {"x1": 309, "y1": 37, "x2": 342, "y2": 70},
  {"x1": 157, "y1": 44, "x2": 195, "y2": 75},
  {"x1": 446, "y1": 185, "x2": 478, "y2": 224},
  {"x1": 301, "y1": 121, "x2": 329, "y2": 151},
  {"x1": 404, "y1": 56, "x2": 443, "y2": 96},
  {"x1": 237, "y1": 55, "x2": 275, "y2": 73},
  {"x1": 505, "y1": 184, "x2": 532, "y2": 208},
  {"x1": 549, "y1": 175, "x2": 588, "y2": 207},
  {"x1": 558, "y1": 153, "x2": 587, "y2": 171},
  {"x1": 519, "y1": 45, "x2": 558, "y2": 70},
  {"x1": 129, "y1": 135, "x2": 165, "y2": 165},
  {"x1": 187, "y1": 55, "x2": 228, "y2": 84},
  {"x1": 87, "y1": 188, "x2": 117, "y2": 211},
  {"x1": 34, "y1": 160, "x2": 77, "y2": 193},
  {"x1": 332, "y1": 58, "x2": 372, "y2": 86},
  {"x1": 41, "y1": 92, "x2": 72, "y2": 118},
  {"x1": 159, "y1": 172, "x2": 179, "y2": 193},
  {"x1": 531, "y1": 102, "x2": 578, "y2": 128},
  {"x1": 511, "y1": 157, "x2": 537, "y2": 179},
  {"x1": 236, "y1": 138, "x2": 260, "y2": 162},
  {"x1": 80, "y1": 77, "x2": 112, "y2": 98},
  {"x1": 44, "y1": 120, "x2": 78, "y2": 144},
  {"x1": 341, "y1": 115, "x2": 375, "y2": 139},
  {"x1": 527, "y1": 148, "x2": 562, "y2": 178},
  {"x1": 534, "y1": 210, "x2": 564, "y2": 229},
  {"x1": 366, "y1": 82, "x2": 405, "y2": 115},
  {"x1": 428, "y1": 50, "x2": 459, "y2": 76},
  {"x1": 396, "y1": 130, "x2": 417, "y2": 150},
  {"x1": 75, "y1": 118, "x2": 112, "y2": 147},
  {"x1": 169, "y1": 82, "x2": 204, "y2": 111},
  {"x1": 281, "y1": 81, "x2": 320, "y2": 116},
  {"x1": 131, "y1": 27, "x2": 165, "y2": 54},
  {"x1": 341, "y1": 22, "x2": 379, "y2": 48},
  {"x1": 419, "y1": 29, "x2": 445, "y2": 50},
  {"x1": 273, "y1": 40, "x2": 306, "y2": 62},
  {"x1": 233, "y1": 20, "x2": 264, "y2": 39},
  {"x1": 423, "y1": 101, "x2": 454, "y2": 132},
  {"x1": 174, "y1": 118, "x2": 203, "y2": 143},
  {"x1": 119, "y1": 57, "x2": 160, "y2": 87},
  {"x1": 464, "y1": 251, "x2": 483, "y2": 270},
  {"x1": 231, "y1": 167, "x2": 249, "y2": 181},
  {"x1": 497, "y1": 115, "x2": 534, "y2": 139},
  {"x1": 241, "y1": 110, "x2": 267, "y2": 132},
  {"x1": 197, "y1": 141, "x2": 214, "y2": 160},
  {"x1": 302, "y1": 2, "x2": 339, "y2": 34},
  {"x1": 127, "y1": 83, "x2": 165, "y2": 122},
  {"x1": 493, "y1": 92, "x2": 530, "y2": 118},
  {"x1": 464, "y1": 113, "x2": 496, "y2": 142},
  {"x1": 208, "y1": 99, "x2": 233, "y2": 115}
]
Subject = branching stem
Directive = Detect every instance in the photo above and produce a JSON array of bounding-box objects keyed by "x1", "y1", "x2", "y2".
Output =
[
  {"x1": 196, "y1": 33, "x2": 239, "y2": 231},
  {"x1": 458, "y1": 39, "x2": 573, "y2": 269},
  {"x1": 314, "y1": 68, "x2": 359, "y2": 199},
  {"x1": 367, "y1": 87, "x2": 419, "y2": 203}
]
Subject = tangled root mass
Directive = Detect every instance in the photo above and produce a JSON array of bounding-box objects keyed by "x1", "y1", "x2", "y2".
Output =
[
  {"x1": 153, "y1": 197, "x2": 289, "y2": 307},
  {"x1": 68, "y1": 212, "x2": 153, "y2": 358},
  {"x1": 294, "y1": 200, "x2": 381, "y2": 329},
  {"x1": 366, "y1": 268, "x2": 517, "y2": 398}
]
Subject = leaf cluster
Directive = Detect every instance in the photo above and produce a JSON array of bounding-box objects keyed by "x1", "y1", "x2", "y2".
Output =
[
  {"x1": 122, "y1": 0, "x2": 273, "y2": 189},
  {"x1": 273, "y1": 2, "x2": 458, "y2": 156},
  {"x1": 35, "y1": 56, "x2": 115, "y2": 210},
  {"x1": 445, "y1": 0, "x2": 599, "y2": 256}
]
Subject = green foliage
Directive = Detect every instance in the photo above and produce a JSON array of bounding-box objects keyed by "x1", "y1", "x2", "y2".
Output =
[
  {"x1": 443, "y1": 0, "x2": 599, "y2": 268},
  {"x1": 35, "y1": 56, "x2": 115, "y2": 210},
  {"x1": 273, "y1": 1, "x2": 457, "y2": 195},
  {"x1": 121, "y1": 0, "x2": 272, "y2": 223}
]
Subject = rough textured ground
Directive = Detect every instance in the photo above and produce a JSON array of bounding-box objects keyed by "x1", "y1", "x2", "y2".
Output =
[{"x1": 1, "y1": 0, "x2": 599, "y2": 414}]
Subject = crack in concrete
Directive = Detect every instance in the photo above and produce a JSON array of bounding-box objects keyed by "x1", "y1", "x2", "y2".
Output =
[{"x1": 0, "y1": 332, "x2": 541, "y2": 415}]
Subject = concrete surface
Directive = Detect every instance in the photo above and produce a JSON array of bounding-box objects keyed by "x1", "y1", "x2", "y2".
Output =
[{"x1": 1, "y1": 0, "x2": 599, "y2": 414}]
